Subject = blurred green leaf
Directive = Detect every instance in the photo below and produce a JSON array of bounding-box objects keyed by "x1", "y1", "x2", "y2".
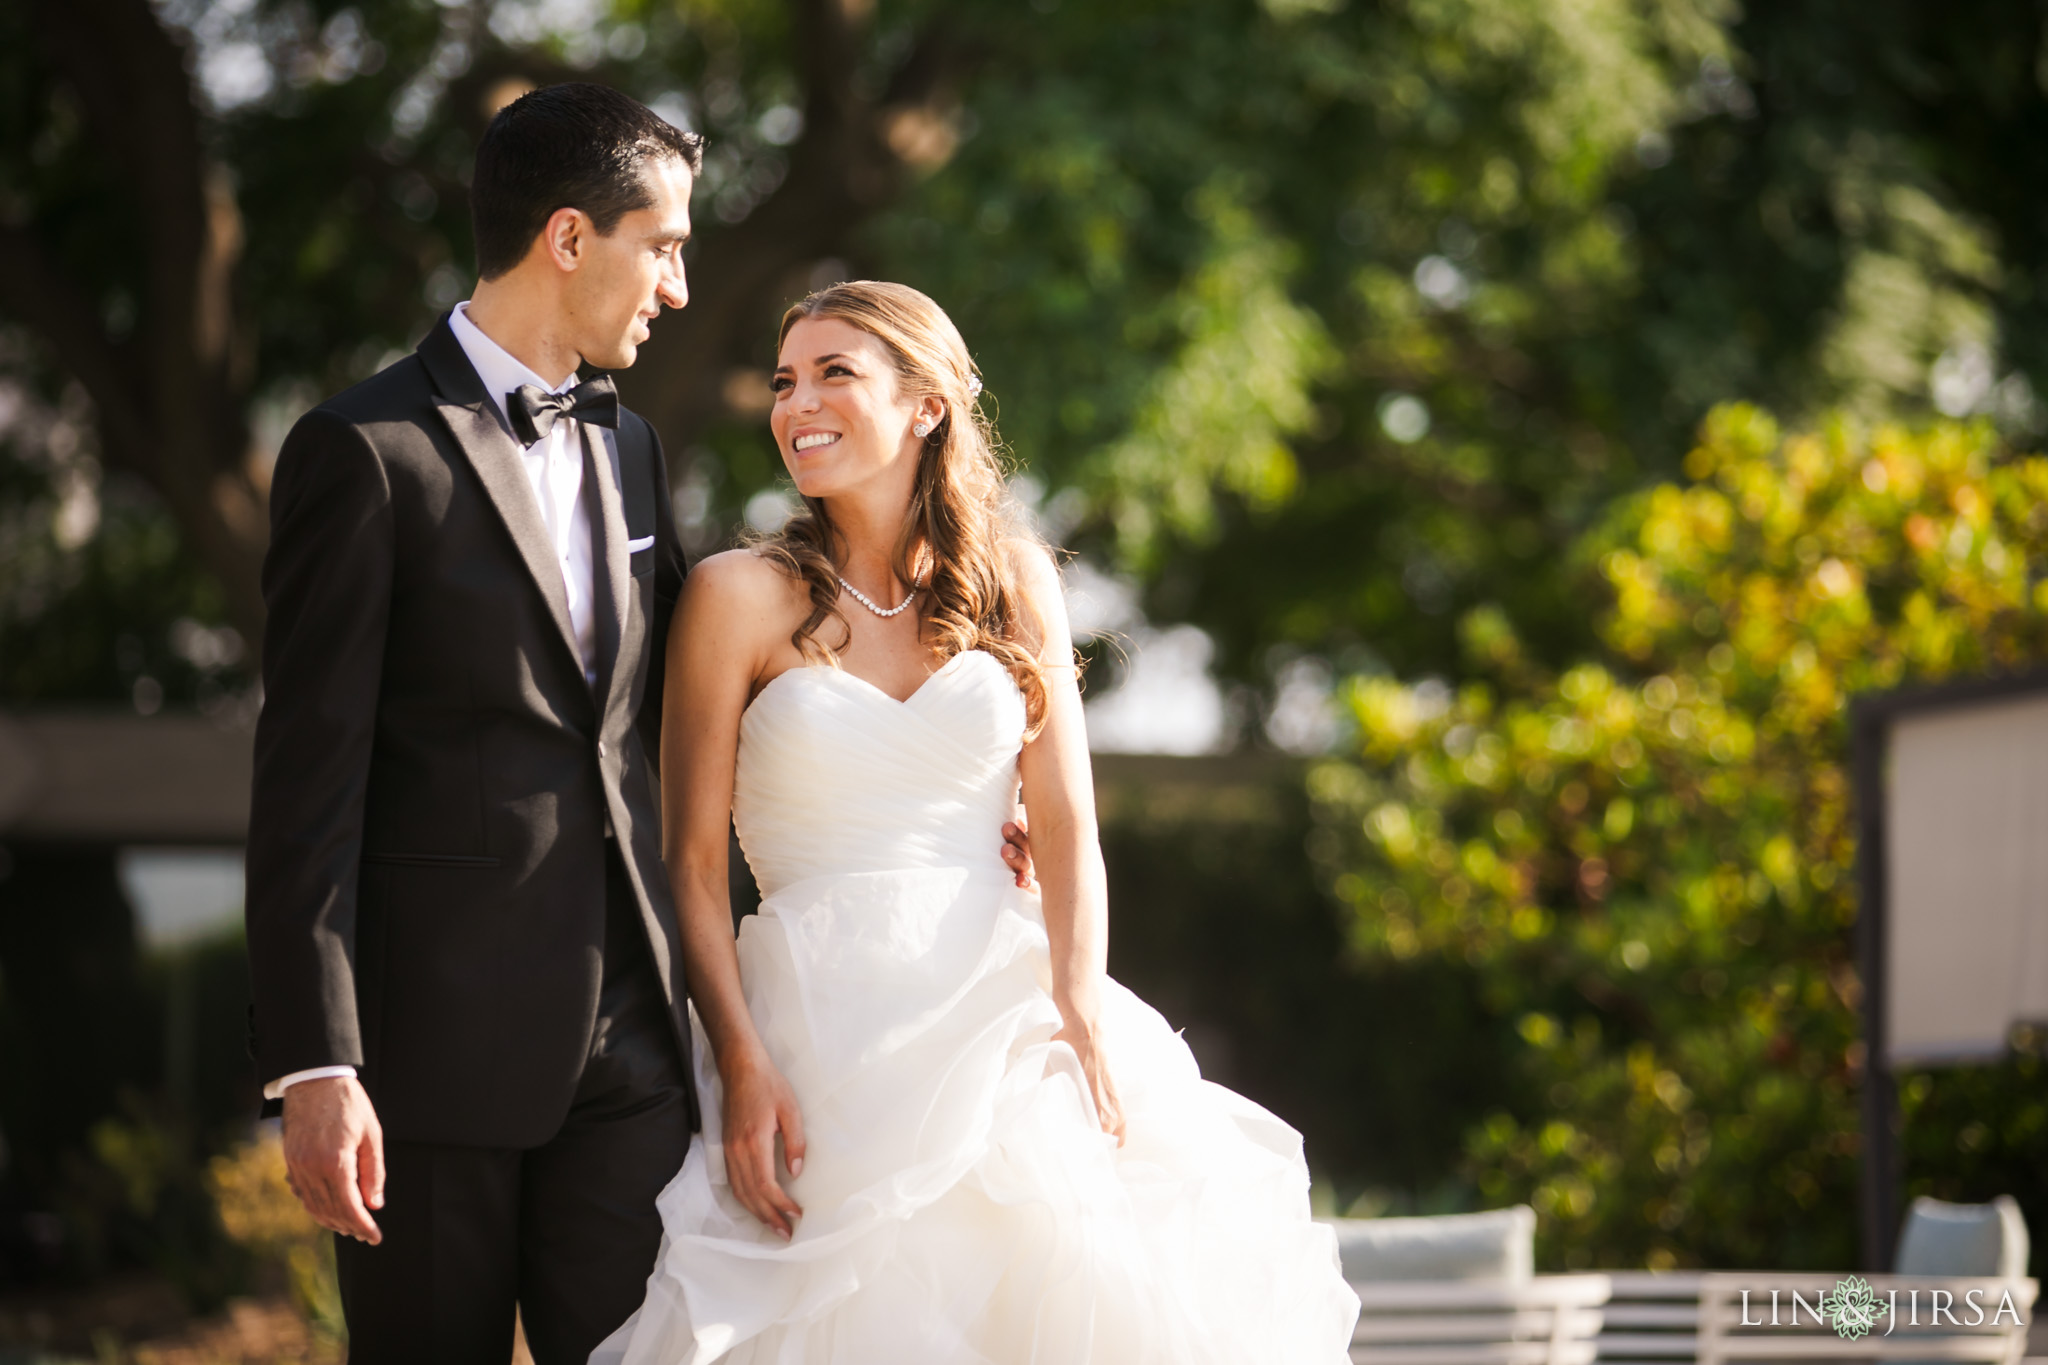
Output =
[{"x1": 1314, "y1": 405, "x2": 2048, "y2": 1269}]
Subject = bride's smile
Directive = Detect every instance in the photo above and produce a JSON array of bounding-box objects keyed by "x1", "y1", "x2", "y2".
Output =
[{"x1": 769, "y1": 315, "x2": 945, "y2": 503}]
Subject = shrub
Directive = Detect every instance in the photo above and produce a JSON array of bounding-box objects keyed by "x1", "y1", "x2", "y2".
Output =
[
  {"x1": 1311, "y1": 405, "x2": 2048, "y2": 1269},
  {"x1": 207, "y1": 1132, "x2": 341, "y2": 1339}
]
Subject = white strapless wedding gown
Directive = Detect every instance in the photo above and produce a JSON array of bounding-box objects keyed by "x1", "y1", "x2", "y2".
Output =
[{"x1": 593, "y1": 650, "x2": 1359, "y2": 1364}]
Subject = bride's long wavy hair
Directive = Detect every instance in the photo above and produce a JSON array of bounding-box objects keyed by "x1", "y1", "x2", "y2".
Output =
[{"x1": 752, "y1": 280, "x2": 1051, "y2": 735}]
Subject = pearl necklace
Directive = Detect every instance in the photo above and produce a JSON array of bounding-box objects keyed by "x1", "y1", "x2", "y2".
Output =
[{"x1": 837, "y1": 574, "x2": 919, "y2": 618}]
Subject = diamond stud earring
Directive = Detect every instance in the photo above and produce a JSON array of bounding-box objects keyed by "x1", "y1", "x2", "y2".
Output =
[{"x1": 913, "y1": 422, "x2": 932, "y2": 438}]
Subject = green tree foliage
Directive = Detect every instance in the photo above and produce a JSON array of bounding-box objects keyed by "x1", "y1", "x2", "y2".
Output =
[
  {"x1": 1308, "y1": 405, "x2": 2048, "y2": 1268},
  {"x1": 866, "y1": 0, "x2": 2048, "y2": 692},
  {"x1": 0, "y1": 368, "x2": 235, "y2": 708},
  {"x1": 10, "y1": 0, "x2": 2048, "y2": 703},
  {"x1": 1095, "y1": 759, "x2": 1528, "y2": 1205},
  {"x1": 0, "y1": 0, "x2": 961, "y2": 683},
  {"x1": 870, "y1": 0, "x2": 1729, "y2": 674}
]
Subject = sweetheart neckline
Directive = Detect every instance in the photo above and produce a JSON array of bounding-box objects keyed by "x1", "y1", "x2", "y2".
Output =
[{"x1": 743, "y1": 648, "x2": 994, "y2": 722}]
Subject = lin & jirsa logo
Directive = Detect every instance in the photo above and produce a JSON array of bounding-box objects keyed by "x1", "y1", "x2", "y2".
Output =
[{"x1": 1738, "y1": 1275, "x2": 2025, "y2": 1340}]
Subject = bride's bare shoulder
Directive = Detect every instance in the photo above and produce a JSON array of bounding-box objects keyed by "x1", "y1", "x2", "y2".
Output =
[
  {"x1": 679, "y1": 547, "x2": 807, "y2": 638},
  {"x1": 999, "y1": 537, "x2": 1069, "y2": 654},
  {"x1": 686, "y1": 547, "x2": 802, "y2": 603},
  {"x1": 1000, "y1": 537, "x2": 1061, "y2": 596}
]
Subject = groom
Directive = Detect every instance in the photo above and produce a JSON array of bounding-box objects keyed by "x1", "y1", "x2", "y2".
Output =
[{"x1": 246, "y1": 84, "x2": 705, "y2": 1361}]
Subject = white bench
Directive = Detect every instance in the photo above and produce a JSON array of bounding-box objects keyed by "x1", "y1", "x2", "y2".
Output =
[
  {"x1": 1330, "y1": 1206, "x2": 1609, "y2": 1365},
  {"x1": 1351, "y1": 1274, "x2": 1613, "y2": 1365},
  {"x1": 1348, "y1": 1267, "x2": 2036, "y2": 1365},
  {"x1": 1596, "y1": 1272, "x2": 1705, "y2": 1364},
  {"x1": 1338, "y1": 1199, "x2": 2037, "y2": 1365}
]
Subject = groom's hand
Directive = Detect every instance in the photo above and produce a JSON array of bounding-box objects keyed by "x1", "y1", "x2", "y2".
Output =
[
  {"x1": 1001, "y1": 815, "x2": 1035, "y2": 890},
  {"x1": 281, "y1": 1075, "x2": 386, "y2": 1245}
]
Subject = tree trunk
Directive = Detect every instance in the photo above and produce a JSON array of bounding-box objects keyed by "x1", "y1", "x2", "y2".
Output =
[{"x1": 7, "y1": 0, "x2": 268, "y2": 646}]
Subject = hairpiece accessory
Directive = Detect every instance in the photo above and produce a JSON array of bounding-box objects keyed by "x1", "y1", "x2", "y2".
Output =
[{"x1": 967, "y1": 375, "x2": 984, "y2": 399}]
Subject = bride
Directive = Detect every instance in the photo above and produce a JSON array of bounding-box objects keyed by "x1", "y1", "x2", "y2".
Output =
[{"x1": 595, "y1": 281, "x2": 1359, "y2": 1364}]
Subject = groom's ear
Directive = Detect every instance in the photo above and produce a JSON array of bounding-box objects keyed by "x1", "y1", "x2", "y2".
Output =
[{"x1": 539, "y1": 206, "x2": 594, "y2": 273}]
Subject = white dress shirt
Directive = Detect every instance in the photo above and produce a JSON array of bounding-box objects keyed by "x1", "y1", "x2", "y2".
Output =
[
  {"x1": 450, "y1": 300, "x2": 601, "y2": 687},
  {"x1": 264, "y1": 302, "x2": 602, "y2": 1103}
]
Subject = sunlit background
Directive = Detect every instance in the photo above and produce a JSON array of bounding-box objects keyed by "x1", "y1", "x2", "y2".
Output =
[{"x1": 8, "y1": 0, "x2": 2048, "y2": 1353}]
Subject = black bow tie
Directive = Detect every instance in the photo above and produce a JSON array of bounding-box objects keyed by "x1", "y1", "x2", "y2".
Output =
[{"x1": 508, "y1": 376, "x2": 619, "y2": 445}]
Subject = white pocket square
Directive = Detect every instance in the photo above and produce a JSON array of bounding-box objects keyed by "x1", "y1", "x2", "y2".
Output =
[{"x1": 626, "y1": 535, "x2": 656, "y2": 554}]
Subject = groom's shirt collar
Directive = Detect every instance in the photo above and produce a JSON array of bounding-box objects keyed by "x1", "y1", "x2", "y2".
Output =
[
  {"x1": 448, "y1": 300, "x2": 576, "y2": 426},
  {"x1": 445, "y1": 300, "x2": 602, "y2": 694}
]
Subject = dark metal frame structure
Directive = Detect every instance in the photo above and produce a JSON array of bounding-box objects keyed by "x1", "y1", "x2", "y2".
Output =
[{"x1": 1848, "y1": 665, "x2": 2048, "y2": 1272}]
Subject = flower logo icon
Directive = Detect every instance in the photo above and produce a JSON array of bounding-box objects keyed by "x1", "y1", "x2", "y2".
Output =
[{"x1": 1820, "y1": 1275, "x2": 1884, "y2": 1340}]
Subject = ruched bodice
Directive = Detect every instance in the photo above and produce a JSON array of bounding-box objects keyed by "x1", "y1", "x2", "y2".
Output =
[
  {"x1": 598, "y1": 646, "x2": 1358, "y2": 1365},
  {"x1": 733, "y1": 650, "x2": 1026, "y2": 895}
]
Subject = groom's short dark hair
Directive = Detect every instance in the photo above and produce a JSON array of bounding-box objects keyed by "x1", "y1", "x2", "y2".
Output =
[{"x1": 471, "y1": 82, "x2": 705, "y2": 280}]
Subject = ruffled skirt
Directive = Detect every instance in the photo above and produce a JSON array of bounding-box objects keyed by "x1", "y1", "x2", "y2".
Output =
[{"x1": 592, "y1": 865, "x2": 1358, "y2": 1365}]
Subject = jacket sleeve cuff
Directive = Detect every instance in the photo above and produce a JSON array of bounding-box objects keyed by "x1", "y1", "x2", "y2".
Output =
[{"x1": 262, "y1": 1064, "x2": 359, "y2": 1102}]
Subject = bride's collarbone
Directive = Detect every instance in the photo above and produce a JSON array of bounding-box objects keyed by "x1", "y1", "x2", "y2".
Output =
[
  {"x1": 801, "y1": 619, "x2": 951, "y2": 705},
  {"x1": 751, "y1": 641, "x2": 978, "y2": 710}
]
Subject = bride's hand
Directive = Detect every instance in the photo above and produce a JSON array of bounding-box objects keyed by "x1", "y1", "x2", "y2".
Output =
[
  {"x1": 720, "y1": 1048, "x2": 806, "y2": 1239},
  {"x1": 1052, "y1": 1020, "x2": 1127, "y2": 1146}
]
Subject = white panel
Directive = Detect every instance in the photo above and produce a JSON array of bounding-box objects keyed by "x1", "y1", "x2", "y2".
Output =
[
  {"x1": 1886, "y1": 692, "x2": 2048, "y2": 1066},
  {"x1": 117, "y1": 847, "x2": 245, "y2": 951}
]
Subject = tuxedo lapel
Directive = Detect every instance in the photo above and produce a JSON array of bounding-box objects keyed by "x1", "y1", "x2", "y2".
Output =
[
  {"x1": 583, "y1": 421, "x2": 631, "y2": 715},
  {"x1": 416, "y1": 318, "x2": 585, "y2": 683}
]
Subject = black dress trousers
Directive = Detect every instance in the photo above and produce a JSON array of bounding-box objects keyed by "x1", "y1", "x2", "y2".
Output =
[{"x1": 335, "y1": 844, "x2": 692, "y2": 1364}]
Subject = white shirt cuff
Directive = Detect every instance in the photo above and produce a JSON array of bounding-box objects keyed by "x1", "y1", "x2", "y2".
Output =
[{"x1": 263, "y1": 1065, "x2": 358, "y2": 1102}]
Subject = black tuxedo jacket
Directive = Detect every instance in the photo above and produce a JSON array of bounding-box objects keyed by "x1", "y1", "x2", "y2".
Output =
[{"x1": 246, "y1": 314, "x2": 694, "y2": 1148}]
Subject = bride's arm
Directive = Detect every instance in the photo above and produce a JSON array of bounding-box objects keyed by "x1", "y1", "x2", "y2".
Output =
[
  {"x1": 1010, "y1": 542, "x2": 1127, "y2": 1144},
  {"x1": 661, "y1": 551, "x2": 806, "y2": 1239}
]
